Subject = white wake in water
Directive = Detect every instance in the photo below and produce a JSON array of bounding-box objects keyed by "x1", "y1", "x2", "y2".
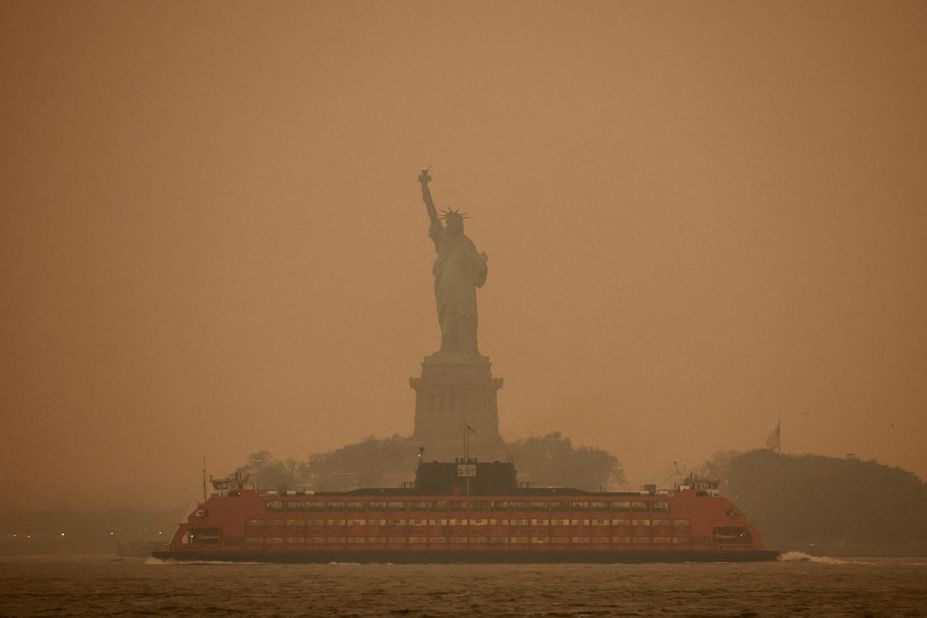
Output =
[
  {"x1": 144, "y1": 557, "x2": 169, "y2": 565},
  {"x1": 778, "y1": 551, "x2": 873, "y2": 565},
  {"x1": 144, "y1": 557, "x2": 263, "y2": 566}
]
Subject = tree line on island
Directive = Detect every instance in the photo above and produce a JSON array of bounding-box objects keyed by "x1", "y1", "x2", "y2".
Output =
[
  {"x1": 231, "y1": 432, "x2": 625, "y2": 493},
  {"x1": 698, "y1": 448, "x2": 927, "y2": 554}
]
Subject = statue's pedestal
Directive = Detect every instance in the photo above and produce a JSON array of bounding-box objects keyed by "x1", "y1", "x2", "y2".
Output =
[{"x1": 410, "y1": 355, "x2": 506, "y2": 461}]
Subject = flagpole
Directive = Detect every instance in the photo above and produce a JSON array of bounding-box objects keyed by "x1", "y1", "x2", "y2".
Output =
[{"x1": 778, "y1": 418, "x2": 781, "y2": 455}]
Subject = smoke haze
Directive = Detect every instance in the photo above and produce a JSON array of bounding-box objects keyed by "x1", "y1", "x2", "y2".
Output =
[{"x1": 2, "y1": 1, "x2": 926, "y2": 505}]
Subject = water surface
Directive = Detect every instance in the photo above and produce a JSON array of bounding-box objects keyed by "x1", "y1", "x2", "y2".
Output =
[{"x1": 1, "y1": 553, "x2": 925, "y2": 616}]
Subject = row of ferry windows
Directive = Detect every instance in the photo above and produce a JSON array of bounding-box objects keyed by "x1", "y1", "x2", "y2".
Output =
[
  {"x1": 244, "y1": 536, "x2": 699, "y2": 545},
  {"x1": 247, "y1": 518, "x2": 691, "y2": 527},
  {"x1": 265, "y1": 500, "x2": 670, "y2": 513}
]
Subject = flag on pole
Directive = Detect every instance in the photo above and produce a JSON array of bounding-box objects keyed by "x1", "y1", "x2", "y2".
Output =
[
  {"x1": 466, "y1": 424, "x2": 476, "y2": 434},
  {"x1": 764, "y1": 420, "x2": 781, "y2": 452}
]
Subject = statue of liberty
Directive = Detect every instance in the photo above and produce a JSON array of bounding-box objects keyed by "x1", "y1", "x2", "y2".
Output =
[{"x1": 419, "y1": 169, "x2": 488, "y2": 359}]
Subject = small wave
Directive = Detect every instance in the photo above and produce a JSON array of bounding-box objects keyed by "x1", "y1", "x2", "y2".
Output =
[
  {"x1": 328, "y1": 561, "x2": 362, "y2": 566},
  {"x1": 778, "y1": 551, "x2": 873, "y2": 565}
]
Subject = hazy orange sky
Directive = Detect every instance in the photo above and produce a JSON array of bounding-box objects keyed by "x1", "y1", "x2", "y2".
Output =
[{"x1": 2, "y1": 1, "x2": 926, "y2": 505}]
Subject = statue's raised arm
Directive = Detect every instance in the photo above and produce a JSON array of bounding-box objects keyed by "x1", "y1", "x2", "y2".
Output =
[{"x1": 419, "y1": 168, "x2": 439, "y2": 228}]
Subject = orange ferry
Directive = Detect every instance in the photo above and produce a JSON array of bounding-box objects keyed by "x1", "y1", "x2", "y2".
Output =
[{"x1": 154, "y1": 460, "x2": 777, "y2": 563}]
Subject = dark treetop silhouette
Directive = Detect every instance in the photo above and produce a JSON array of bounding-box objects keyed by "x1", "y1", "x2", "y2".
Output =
[{"x1": 419, "y1": 169, "x2": 489, "y2": 360}]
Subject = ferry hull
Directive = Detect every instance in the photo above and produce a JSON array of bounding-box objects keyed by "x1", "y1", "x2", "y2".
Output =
[{"x1": 152, "y1": 549, "x2": 780, "y2": 564}]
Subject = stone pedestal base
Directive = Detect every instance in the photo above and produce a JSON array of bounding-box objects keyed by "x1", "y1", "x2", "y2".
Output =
[{"x1": 410, "y1": 356, "x2": 506, "y2": 462}]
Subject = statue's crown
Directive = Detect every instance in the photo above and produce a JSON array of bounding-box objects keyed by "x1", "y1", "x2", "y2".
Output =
[{"x1": 440, "y1": 208, "x2": 468, "y2": 221}]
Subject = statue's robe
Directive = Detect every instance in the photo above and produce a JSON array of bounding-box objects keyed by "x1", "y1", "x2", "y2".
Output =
[{"x1": 430, "y1": 220, "x2": 487, "y2": 354}]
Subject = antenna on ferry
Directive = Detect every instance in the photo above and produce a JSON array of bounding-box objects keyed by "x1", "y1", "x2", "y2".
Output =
[{"x1": 202, "y1": 455, "x2": 207, "y2": 502}]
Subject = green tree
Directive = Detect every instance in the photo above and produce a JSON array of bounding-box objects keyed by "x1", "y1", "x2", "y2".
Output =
[
  {"x1": 702, "y1": 449, "x2": 927, "y2": 552},
  {"x1": 507, "y1": 432, "x2": 625, "y2": 490}
]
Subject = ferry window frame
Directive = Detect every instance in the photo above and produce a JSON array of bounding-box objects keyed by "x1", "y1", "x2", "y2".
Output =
[
  {"x1": 651, "y1": 501, "x2": 669, "y2": 512},
  {"x1": 630, "y1": 501, "x2": 650, "y2": 512},
  {"x1": 366, "y1": 501, "x2": 387, "y2": 512},
  {"x1": 490, "y1": 500, "x2": 509, "y2": 511},
  {"x1": 266, "y1": 500, "x2": 285, "y2": 512},
  {"x1": 307, "y1": 502, "x2": 327, "y2": 512},
  {"x1": 430, "y1": 500, "x2": 449, "y2": 511},
  {"x1": 549, "y1": 501, "x2": 570, "y2": 512},
  {"x1": 530, "y1": 501, "x2": 549, "y2": 512},
  {"x1": 471, "y1": 500, "x2": 491, "y2": 512},
  {"x1": 189, "y1": 527, "x2": 222, "y2": 545},
  {"x1": 286, "y1": 501, "x2": 307, "y2": 512},
  {"x1": 387, "y1": 501, "x2": 409, "y2": 512},
  {"x1": 610, "y1": 501, "x2": 631, "y2": 512},
  {"x1": 589, "y1": 501, "x2": 609, "y2": 511},
  {"x1": 410, "y1": 501, "x2": 429, "y2": 512},
  {"x1": 449, "y1": 501, "x2": 467, "y2": 512},
  {"x1": 713, "y1": 527, "x2": 752, "y2": 544}
]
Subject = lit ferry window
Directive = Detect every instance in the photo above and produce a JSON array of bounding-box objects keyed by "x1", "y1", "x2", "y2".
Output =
[
  {"x1": 286, "y1": 501, "x2": 307, "y2": 512},
  {"x1": 652, "y1": 501, "x2": 670, "y2": 512},
  {"x1": 266, "y1": 501, "x2": 284, "y2": 512},
  {"x1": 410, "y1": 501, "x2": 429, "y2": 511},
  {"x1": 307, "y1": 502, "x2": 326, "y2": 512},
  {"x1": 610, "y1": 501, "x2": 631, "y2": 512},
  {"x1": 449, "y1": 501, "x2": 467, "y2": 512},
  {"x1": 530, "y1": 502, "x2": 549, "y2": 512},
  {"x1": 344, "y1": 502, "x2": 365, "y2": 512},
  {"x1": 490, "y1": 500, "x2": 509, "y2": 511},
  {"x1": 367, "y1": 501, "x2": 386, "y2": 512},
  {"x1": 471, "y1": 500, "x2": 490, "y2": 512},
  {"x1": 387, "y1": 501, "x2": 408, "y2": 512},
  {"x1": 430, "y1": 500, "x2": 449, "y2": 511},
  {"x1": 570, "y1": 501, "x2": 588, "y2": 511},
  {"x1": 327, "y1": 502, "x2": 345, "y2": 512},
  {"x1": 549, "y1": 501, "x2": 570, "y2": 512},
  {"x1": 590, "y1": 501, "x2": 609, "y2": 511},
  {"x1": 630, "y1": 501, "x2": 650, "y2": 512}
]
